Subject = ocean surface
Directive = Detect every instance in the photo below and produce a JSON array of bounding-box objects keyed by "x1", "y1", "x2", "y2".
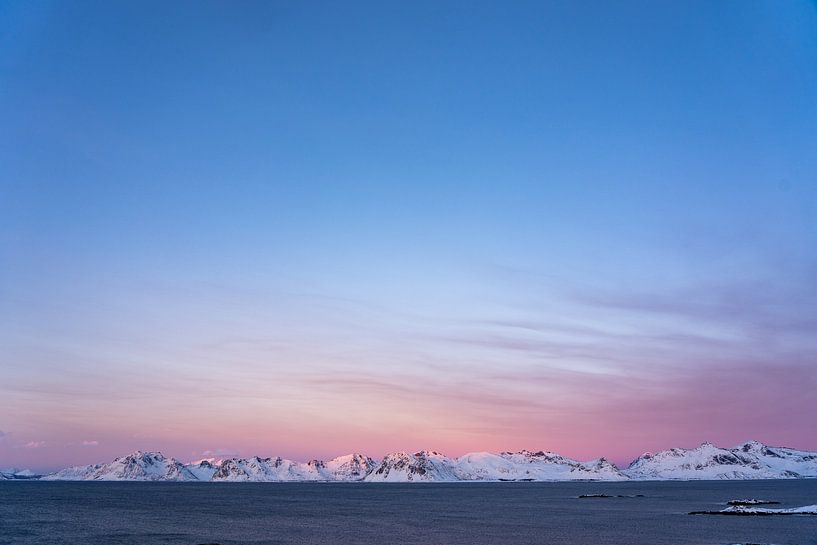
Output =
[{"x1": 1, "y1": 480, "x2": 816, "y2": 545}]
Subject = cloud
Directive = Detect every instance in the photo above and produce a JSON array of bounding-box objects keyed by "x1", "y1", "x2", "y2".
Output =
[
  {"x1": 0, "y1": 430, "x2": 6, "y2": 440},
  {"x1": 23, "y1": 441, "x2": 46, "y2": 449},
  {"x1": 81, "y1": 440, "x2": 99, "y2": 446},
  {"x1": 201, "y1": 448, "x2": 239, "y2": 457}
]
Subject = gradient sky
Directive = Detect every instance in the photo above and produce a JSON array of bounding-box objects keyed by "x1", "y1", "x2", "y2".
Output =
[{"x1": 2, "y1": 1, "x2": 817, "y2": 472}]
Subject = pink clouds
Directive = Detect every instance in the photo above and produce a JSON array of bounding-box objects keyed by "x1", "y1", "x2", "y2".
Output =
[
  {"x1": 1, "y1": 269, "x2": 815, "y2": 472},
  {"x1": 2, "y1": 352, "x2": 815, "y2": 471},
  {"x1": 298, "y1": 359, "x2": 817, "y2": 465},
  {"x1": 201, "y1": 449, "x2": 238, "y2": 456}
]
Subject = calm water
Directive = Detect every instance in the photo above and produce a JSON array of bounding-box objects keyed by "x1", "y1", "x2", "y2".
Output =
[{"x1": 1, "y1": 480, "x2": 816, "y2": 545}]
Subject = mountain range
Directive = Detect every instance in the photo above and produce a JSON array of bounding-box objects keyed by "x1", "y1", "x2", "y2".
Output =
[
  {"x1": 0, "y1": 468, "x2": 38, "y2": 480},
  {"x1": 27, "y1": 440, "x2": 817, "y2": 482}
]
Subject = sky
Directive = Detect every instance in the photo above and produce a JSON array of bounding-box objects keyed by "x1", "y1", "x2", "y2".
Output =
[{"x1": 1, "y1": 0, "x2": 817, "y2": 472}]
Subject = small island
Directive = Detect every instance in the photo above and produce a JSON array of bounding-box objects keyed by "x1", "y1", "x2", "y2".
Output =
[{"x1": 690, "y1": 504, "x2": 817, "y2": 516}]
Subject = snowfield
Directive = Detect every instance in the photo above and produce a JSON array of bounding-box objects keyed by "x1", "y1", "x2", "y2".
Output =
[
  {"x1": 624, "y1": 440, "x2": 817, "y2": 480},
  {"x1": 727, "y1": 499, "x2": 779, "y2": 506},
  {"x1": 723, "y1": 504, "x2": 817, "y2": 515},
  {"x1": 1, "y1": 468, "x2": 41, "y2": 480},
  {"x1": 41, "y1": 451, "x2": 195, "y2": 481},
  {"x1": 452, "y1": 451, "x2": 626, "y2": 482},
  {"x1": 38, "y1": 440, "x2": 817, "y2": 482},
  {"x1": 692, "y1": 504, "x2": 817, "y2": 516}
]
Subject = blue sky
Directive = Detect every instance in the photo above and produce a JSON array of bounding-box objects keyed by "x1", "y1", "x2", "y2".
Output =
[{"x1": 1, "y1": 1, "x2": 816, "y2": 470}]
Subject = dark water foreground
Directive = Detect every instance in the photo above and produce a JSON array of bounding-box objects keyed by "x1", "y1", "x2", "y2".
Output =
[{"x1": 1, "y1": 480, "x2": 816, "y2": 545}]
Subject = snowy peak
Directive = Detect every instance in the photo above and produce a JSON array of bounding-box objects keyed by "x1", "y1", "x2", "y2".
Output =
[
  {"x1": 624, "y1": 441, "x2": 817, "y2": 480},
  {"x1": 42, "y1": 451, "x2": 378, "y2": 482},
  {"x1": 36, "y1": 441, "x2": 817, "y2": 482},
  {"x1": 366, "y1": 449, "x2": 627, "y2": 482},
  {"x1": 325, "y1": 453, "x2": 377, "y2": 480},
  {"x1": 453, "y1": 450, "x2": 626, "y2": 481},
  {"x1": 0, "y1": 468, "x2": 40, "y2": 480},
  {"x1": 735, "y1": 440, "x2": 817, "y2": 476},
  {"x1": 42, "y1": 450, "x2": 196, "y2": 481},
  {"x1": 206, "y1": 454, "x2": 376, "y2": 482},
  {"x1": 366, "y1": 451, "x2": 458, "y2": 482},
  {"x1": 186, "y1": 459, "x2": 218, "y2": 481},
  {"x1": 584, "y1": 457, "x2": 623, "y2": 476},
  {"x1": 210, "y1": 456, "x2": 318, "y2": 482},
  {"x1": 107, "y1": 451, "x2": 195, "y2": 481}
]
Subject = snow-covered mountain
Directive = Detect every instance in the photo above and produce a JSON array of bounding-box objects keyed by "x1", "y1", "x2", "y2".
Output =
[
  {"x1": 624, "y1": 441, "x2": 817, "y2": 480},
  {"x1": 43, "y1": 451, "x2": 378, "y2": 482},
  {"x1": 453, "y1": 451, "x2": 626, "y2": 481},
  {"x1": 735, "y1": 440, "x2": 817, "y2": 478},
  {"x1": 0, "y1": 468, "x2": 39, "y2": 480},
  {"x1": 41, "y1": 451, "x2": 196, "y2": 481},
  {"x1": 206, "y1": 454, "x2": 372, "y2": 482},
  {"x1": 186, "y1": 459, "x2": 219, "y2": 481},
  {"x1": 365, "y1": 451, "x2": 459, "y2": 482},
  {"x1": 34, "y1": 441, "x2": 817, "y2": 482},
  {"x1": 325, "y1": 453, "x2": 378, "y2": 480},
  {"x1": 205, "y1": 453, "x2": 377, "y2": 482},
  {"x1": 211, "y1": 456, "x2": 309, "y2": 482}
]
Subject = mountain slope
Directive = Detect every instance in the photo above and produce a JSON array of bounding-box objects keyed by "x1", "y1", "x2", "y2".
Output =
[
  {"x1": 324, "y1": 453, "x2": 377, "y2": 480},
  {"x1": 42, "y1": 451, "x2": 197, "y2": 481},
  {"x1": 625, "y1": 441, "x2": 817, "y2": 480},
  {"x1": 0, "y1": 468, "x2": 40, "y2": 480},
  {"x1": 207, "y1": 453, "x2": 377, "y2": 481},
  {"x1": 365, "y1": 451, "x2": 459, "y2": 482},
  {"x1": 735, "y1": 440, "x2": 817, "y2": 478},
  {"x1": 453, "y1": 451, "x2": 626, "y2": 481},
  {"x1": 36, "y1": 441, "x2": 817, "y2": 482}
]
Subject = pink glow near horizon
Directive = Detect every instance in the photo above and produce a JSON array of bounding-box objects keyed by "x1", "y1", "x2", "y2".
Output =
[
  {"x1": 3, "y1": 276, "x2": 816, "y2": 471},
  {"x1": 3, "y1": 0, "x2": 817, "y2": 476}
]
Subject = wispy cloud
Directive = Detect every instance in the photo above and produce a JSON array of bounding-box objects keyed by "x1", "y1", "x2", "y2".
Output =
[
  {"x1": 2, "y1": 262, "x2": 816, "y2": 466},
  {"x1": 201, "y1": 448, "x2": 239, "y2": 457}
]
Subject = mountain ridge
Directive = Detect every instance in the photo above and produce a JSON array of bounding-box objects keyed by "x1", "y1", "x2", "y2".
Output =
[{"x1": 35, "y1": 440, "x2": 817, "y2": 482}]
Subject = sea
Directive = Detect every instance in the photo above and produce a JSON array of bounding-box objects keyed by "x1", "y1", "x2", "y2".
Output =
[{"x1": 1, "y1": 480, "x2": 816, "y2": 545}]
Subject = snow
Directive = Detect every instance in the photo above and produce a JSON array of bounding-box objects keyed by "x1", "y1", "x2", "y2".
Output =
[
  {"x1": 206, "y1": 453, "x2": 377, "y2": 482},
  {"x1": 721, "y1": 504, "x2": 817, "y2": 515},
  {"x1": 727, "y1": 499, "x2": 779, "y2": 506},
  {"x1": 624, "y1": 441, "x2": 817, "y2": 480},
  {"x1": 365, "y1": 451, "x2": 459, "y2": 482},
  {"x1": 37, "y1": 441, "x2": 817, "y2": 482},
  {"x1": 186, "y1": 460, "x2": 218, "y2": 481},
  {"x1": 0, "y1": 468, "x2": 39, "y2": 480},
  {"x1": 453, "y1": 451, "x2": 627, "y2": 481},
  {"x1": 42, "y1": 451, "x2": 195, "y2": 481},
  {"x1": 324, "y1": 453, "x2": 377, "y2": 480}
]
